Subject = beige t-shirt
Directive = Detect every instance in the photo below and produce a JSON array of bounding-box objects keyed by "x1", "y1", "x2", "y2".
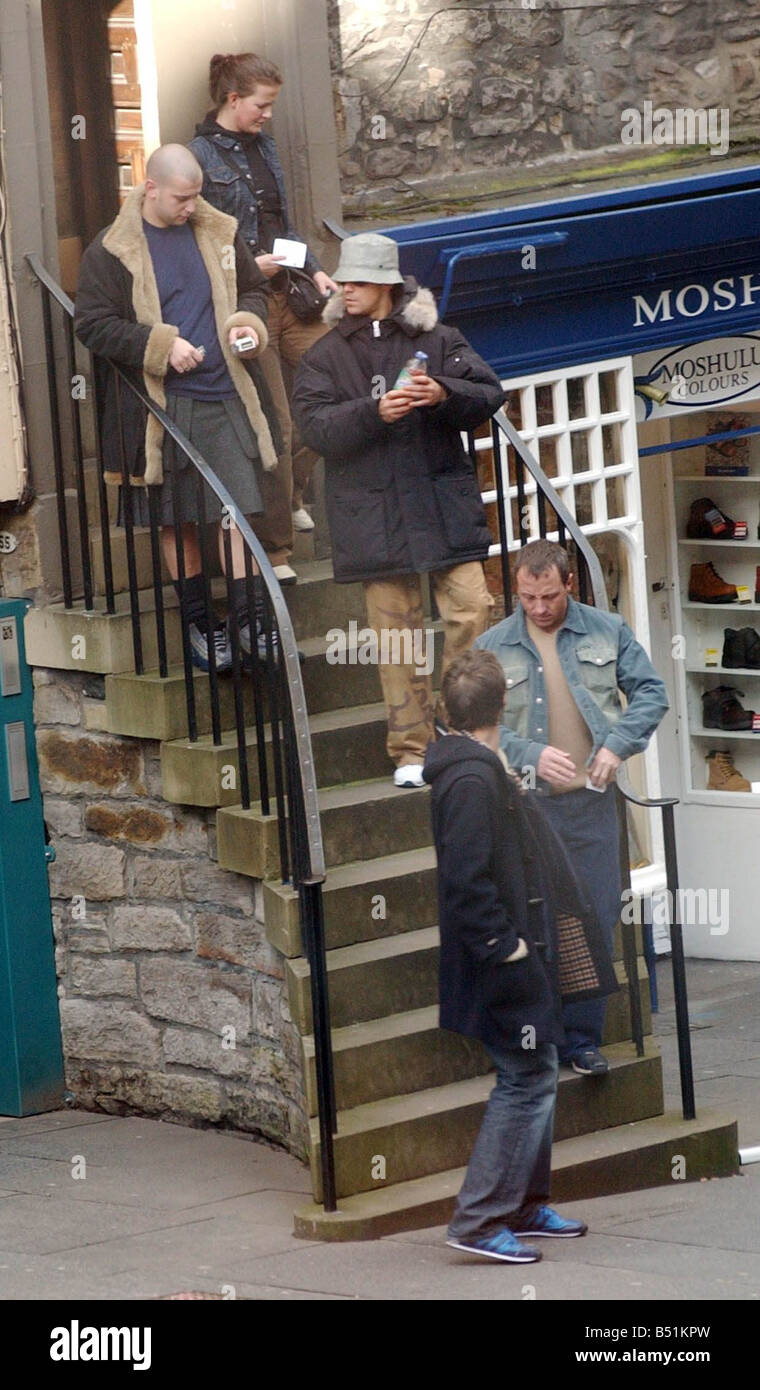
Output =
[{"x1": 526, "y1": 617, "x2": 592, "y2": 794}]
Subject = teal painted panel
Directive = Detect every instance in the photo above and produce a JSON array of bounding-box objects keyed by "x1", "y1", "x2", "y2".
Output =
[{"x1": 0, "y1": 599, "x2": 64, "y2": 1114}]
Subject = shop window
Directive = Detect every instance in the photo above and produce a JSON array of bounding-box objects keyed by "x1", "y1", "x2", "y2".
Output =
[
  {"x1": 567, "y1": 376, "x2": 588, "y2": 420},
  {"x1": 570, "y1": 430, "x2": 590, "y2": 475}
]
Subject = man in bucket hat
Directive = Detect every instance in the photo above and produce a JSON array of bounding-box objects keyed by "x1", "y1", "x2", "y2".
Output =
[{"x1": 292, "y1": 233, "x2": 506, "y2": 787}]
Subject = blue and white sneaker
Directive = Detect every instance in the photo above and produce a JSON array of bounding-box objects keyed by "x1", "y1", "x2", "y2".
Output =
[
  {"x1": 446, "y1": 1228, "x2": 542, "y2": 1263},
  {"x1": 512, "y1": 1205, "x2": 588, "y2": 1239},
  {"x1": 238, "y1": 615, "x2": 279, "y2": 665},
  {"x1": 189, "y1": 621, "x2": 232, "y2": 673}
]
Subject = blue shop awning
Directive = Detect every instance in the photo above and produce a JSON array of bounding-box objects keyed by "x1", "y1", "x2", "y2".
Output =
[{"x1": 381, "y1": 166, "x2": 760, "y2": 375}]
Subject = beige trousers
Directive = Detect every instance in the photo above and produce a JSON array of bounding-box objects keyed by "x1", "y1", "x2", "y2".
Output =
[
  {"x1": 364, "y1": 562, "x2": 494, "y2": 766},
  {"x1": 250, "y1": 290, "x2": 329, "y2": 565}
]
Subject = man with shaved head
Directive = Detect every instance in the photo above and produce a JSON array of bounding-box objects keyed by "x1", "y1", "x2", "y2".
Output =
[{"x1": 75, "y1": 143, "x2": 281, "y2": 670}]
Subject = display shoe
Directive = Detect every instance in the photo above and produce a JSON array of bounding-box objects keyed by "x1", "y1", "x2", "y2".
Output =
[
  {"x1": 688, "y1": 561, "x2": 738, "y2": 603},
  {"x1": 706, "y1": 749, "x2": 752, "y2": 792},
  {"x1": 702, "y1": 684, "x2": 756, "y2": 730},
  {"x1": 722, "y1": 627, "x2": 760, "y2": 669},
  {"x1": 686, "y1": 496, "x2": 740, "y2": 539}
]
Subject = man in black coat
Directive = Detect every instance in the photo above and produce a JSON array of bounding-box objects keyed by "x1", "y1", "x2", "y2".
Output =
[
  {"x1": 292, "y1": 233, "x2": 506, "y2": 787},
  {"x1": 423, "y1": 649, "x2": 617, "y2": 1262}
]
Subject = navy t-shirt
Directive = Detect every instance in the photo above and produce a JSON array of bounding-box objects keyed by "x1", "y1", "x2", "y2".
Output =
[{"x1": 143, "y1": 219, "x2": 236, "y2": 398}]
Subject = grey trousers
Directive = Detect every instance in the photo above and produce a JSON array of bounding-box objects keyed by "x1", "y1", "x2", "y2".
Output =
[{"x1": 447, "y1": 1042, "x2": 558, "y2": 1241}]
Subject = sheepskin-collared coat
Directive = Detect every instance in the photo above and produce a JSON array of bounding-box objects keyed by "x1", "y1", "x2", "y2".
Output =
[
  {"x1": 74, "y1": 183, "x2": 278, "y2": 486},
  {"x1": 291, "y1": 276, "x2": 506, "y2": 583}
]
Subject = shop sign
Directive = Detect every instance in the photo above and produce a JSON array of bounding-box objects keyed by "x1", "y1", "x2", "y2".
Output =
[{"x1": 632, "y1": 335, "x2": 760, "y2": 421}]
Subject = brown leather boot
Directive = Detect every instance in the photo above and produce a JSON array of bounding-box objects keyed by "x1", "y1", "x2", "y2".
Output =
[
  {"x1": 707, "y1": 749, "x2": 751, "y2": 792},
  {"x1": 688, "y1": 561, "x2": 738, "y2": 603}
]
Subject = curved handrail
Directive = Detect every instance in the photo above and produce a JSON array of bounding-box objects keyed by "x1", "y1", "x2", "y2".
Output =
[
  {"x1": 615, "y1": 761, "x2": 678, "y2": 810},
  {"x1": 26, "y1": 252, "x2": 325, "y2": 883}
]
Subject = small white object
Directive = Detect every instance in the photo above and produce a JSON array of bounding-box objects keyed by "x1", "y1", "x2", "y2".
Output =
[
  {"x1": 0, "y1": 532, "x2": 17, "y2": 554},
  {"x1": 272, "y1": 237, "x2": 307, "y2": 268},
  {"x1": 739, "y1": 1145, "x2": 760, "y2": 1164},
  {"x1": 273, "y1": 563, "x2": 297, "y2": 586},
  {"x1": 751, "y1": 782, "x2": 760, "y2": 795},
  {"x1": 292, "y1": 507, "x2": 315, "y2": 532},
  {"x1": 585, "y1": 776, "x2": 605, "y2": 793},
  {"x1": 393, "y1": 764, "x2": 426, "y2": 789}
]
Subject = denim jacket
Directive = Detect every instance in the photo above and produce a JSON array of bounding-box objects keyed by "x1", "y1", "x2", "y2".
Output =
[
  {"x1": 475, "y1": 597, "x2": 668, "y2": 778},
  {"x1": 189, "y1": 121, "x2": 322, "y2": 275}
]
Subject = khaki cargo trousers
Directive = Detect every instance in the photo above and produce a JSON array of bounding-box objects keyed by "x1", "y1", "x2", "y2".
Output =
[{"x1": 363, "y1": 562, "x2": 494, "y2": 766}]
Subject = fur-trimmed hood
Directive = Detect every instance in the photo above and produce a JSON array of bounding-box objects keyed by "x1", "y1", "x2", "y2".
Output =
[
  {"x1": 322, "y1": 275, "x2": 438, "y2": 334},
  {"x1": 99, "y1": 183, "x2": 276, "y2": 484}
]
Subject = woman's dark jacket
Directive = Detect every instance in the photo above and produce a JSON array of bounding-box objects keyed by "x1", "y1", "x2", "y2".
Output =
[
  {"x1": 74, "y1": 185, "x2": 280, "y2": 487},
  {"x1": 189, "y1": 115, "x2": 322, "y2": 274},
  {"x1": 291, "y1": 278, "x2": 507, "y2": 584},
  {"x1": 423, "y1": 735, "x2": 618, "y2": 1054}
]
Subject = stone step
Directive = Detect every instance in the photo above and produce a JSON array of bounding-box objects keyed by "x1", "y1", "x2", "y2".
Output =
[
  {"x1": 216, "y1": 778, "x2": 435, "y2": 880},
  {"x1": 264, "y1": 845, "x2": 644, "y2": 961},
  {"x1": 302, "y1": 1005, "x2": 491, "y2": 1117},
  {"x1": 25, "y1": 559, "x2": 379, "y2": 678},
  {"x1": 102, "y1": 626, "x2": 444, "y2": 742},
  {"x1": 90, "y1": 527, "x2": 167, "y2": 598},
  {"x1": 300, "y1": 962, "x2": 645, "y2": 1115},
  {"x1": 264, "y1": 847, "x2": 440, "y2": 957},
  {"x1": 286, "y1": 923, "x2": 651, "y2": 1038},
  {"x1": 293, "y1": 1106, "x2": 739, "y2": 1239},
  {"x1": 306, "y1": 1041, "x2": 665, "y2": 1203},
  {"x1": 161, "y1": 702, "x2": 389, "y2": 807},
  {"x1": 24, "y1": 594, "x2": 184, "y2": 675}
]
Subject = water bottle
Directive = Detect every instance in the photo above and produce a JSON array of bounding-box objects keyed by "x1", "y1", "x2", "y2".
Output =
[{"x1": 393, "y1": 350, "x2": 429, "y2": 389}]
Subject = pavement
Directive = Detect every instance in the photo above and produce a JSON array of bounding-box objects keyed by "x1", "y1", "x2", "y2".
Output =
[{"x1": 0, "y1": 957, "x2": 758, "y2": 1302}]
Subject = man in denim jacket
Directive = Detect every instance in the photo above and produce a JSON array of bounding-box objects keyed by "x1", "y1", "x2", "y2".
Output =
[{"x1": 475, "y1": 538, "x2": 668, "y2": 1075}]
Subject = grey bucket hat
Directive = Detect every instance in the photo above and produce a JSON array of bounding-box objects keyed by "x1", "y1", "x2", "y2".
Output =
[{"x1": 332, "y1": 232, "x2": 404, "y2": 285}]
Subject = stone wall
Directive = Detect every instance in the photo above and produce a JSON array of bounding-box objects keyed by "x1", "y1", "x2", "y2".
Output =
[
  {"x1": 329, "y1": 0, "x2": 760, "y2": 215},
  {"x1": 34, "y1": 667, "x2": 308, "y2": 1159}
]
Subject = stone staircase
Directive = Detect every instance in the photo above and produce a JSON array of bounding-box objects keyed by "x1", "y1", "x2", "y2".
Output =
[{"x1": 25, "y1": 519, "x2": 740, "y2": 1240}]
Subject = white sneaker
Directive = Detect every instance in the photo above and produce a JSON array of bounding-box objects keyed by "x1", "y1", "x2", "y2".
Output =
[
  {"x1": 393, "y1": 764, "x2": 426, "y2": 789},
  {"x1": 292, "y1": 507, "x2": 315, "y2": 532},
  {"x1": 273, "y1": 563, "x2": 298, "y2": 586}
]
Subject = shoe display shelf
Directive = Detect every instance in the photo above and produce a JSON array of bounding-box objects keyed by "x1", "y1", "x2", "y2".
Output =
[{"x1": 672, "y1": 469, "x2": 760, "y2": 803}]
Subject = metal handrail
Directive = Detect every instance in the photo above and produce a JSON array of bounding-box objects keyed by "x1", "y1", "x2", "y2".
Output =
[{"x1": 26, "y1": 252, "x2": 338, "y2": 1204}]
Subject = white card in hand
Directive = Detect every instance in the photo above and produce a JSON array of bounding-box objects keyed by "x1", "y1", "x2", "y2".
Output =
[{"x1": 272, "y1": 237, "x2": 307, "y2": 269}]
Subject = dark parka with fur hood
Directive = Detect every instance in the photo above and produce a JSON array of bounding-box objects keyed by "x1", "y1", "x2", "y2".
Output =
[{"x1": 291, "y1": 277, "x2": 506, "y2": 583}]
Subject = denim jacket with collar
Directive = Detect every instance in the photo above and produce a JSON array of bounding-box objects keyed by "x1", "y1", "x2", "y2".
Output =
[
  {"x1": 475, "y1": 597, "x2": 668, "y2": 779},
  {"x1": 189, "y1": 124, "x2": 322, "y2": 275}
]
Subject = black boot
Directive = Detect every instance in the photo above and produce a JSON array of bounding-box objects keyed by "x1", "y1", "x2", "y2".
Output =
[
  {"x1": 702, "y1": 684, "x2": 755, "y2": 730},
  {"x1": 722, "y1": 629, "x2": 748, "y2": 669}
]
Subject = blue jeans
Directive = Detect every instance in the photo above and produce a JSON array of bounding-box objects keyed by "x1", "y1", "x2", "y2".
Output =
[
  {"x1": 540, "y1": 786, "x2": 621, "y2": 1061},
  {"x1": 447, "y1": 1042, "x2": 558, "y2": 1241}
]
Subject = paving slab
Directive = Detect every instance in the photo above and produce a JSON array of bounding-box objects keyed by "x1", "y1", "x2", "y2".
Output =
[{"x1": 0, "y1": 959, "x2": 757, "y2": 1299}]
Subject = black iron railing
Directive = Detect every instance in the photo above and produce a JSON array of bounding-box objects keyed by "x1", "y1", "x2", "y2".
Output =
[{"x1": 27, "y1": 253, "x2": 338, "y2": 1206}]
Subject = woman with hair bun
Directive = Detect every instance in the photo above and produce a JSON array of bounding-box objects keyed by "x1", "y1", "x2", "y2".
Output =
[{"x1": 189, "y1": 53, "x2": 338, "y2": 584}]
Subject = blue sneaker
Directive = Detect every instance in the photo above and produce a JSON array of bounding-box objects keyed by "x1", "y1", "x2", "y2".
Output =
[
  {"x1": 446, "y1": 1228, "x2": 542, "y2": 1263},
  {"x1": 189, "y1": 621, "x2": 232, "y2": 673},
  {"x1": 513, "y1": 1205, "x2": 588, "y2": 1239}
]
